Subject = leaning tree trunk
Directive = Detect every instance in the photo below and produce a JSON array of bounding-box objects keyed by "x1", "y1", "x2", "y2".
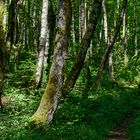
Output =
[
  {"x1": 63, "y1": 0, "x2": 102, "y2": 94},
  {"x1": 95, "y1": 0, "x2": 128, "y2": 88},
  {"x1": 30, "y1": 0, "x2": 71, "y2": 125}
]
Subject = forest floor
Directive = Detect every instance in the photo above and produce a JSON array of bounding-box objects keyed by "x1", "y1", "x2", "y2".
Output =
[
  {"x1": 0, "y1": 83, "x2": 139, "y2": 140},
  {"x1": 106, "y1": 110, "x2": 137, "y2": 140},
  {"x1": 0, "y1": 57, "x2": 140, "y2": 140}
]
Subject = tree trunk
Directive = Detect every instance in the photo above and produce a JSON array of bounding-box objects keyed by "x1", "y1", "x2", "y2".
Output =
[
  {"x1": 45, "y1": 0, "x2": 56, "y2": 77},
  {"x1": 85, "y1": 49, "x2": 91, "y2": 81},
  {"x1": 3, "y1": 0, "x2": 7, "y2": 31},
  {"x1": 102, "y1": 0, "x2": 114, "y2": 81},
  {"x1": 35, "y1": 0, "x2": 49, "y2": 88},
  {"x1": 0, "y1": 1, "x2": 6, "y2": 112},
  {"x1": 95, "y1": 0, "x2": 128, "y2": 88},
  {"x1": 122, "y1": 8, "x2": 128, "y2": 66},
  {"x1": 134, "y1": 0, "x2": 138, "y2": 56},
  {"x1": 63, "y1": 0, "x2": 102, "y2": 94},
  {"x1": 7, "y1": 0, "x2": 20, "y2": 47},
  {"x1": 108, "y1": 53, "x2": 114, "y2": 81},
  {"x1": 71, "y1": 8, "x2": 76, "y2": 56},
  {"x1": 31, "y1": 0, "x2": 71, "y2": 125}
]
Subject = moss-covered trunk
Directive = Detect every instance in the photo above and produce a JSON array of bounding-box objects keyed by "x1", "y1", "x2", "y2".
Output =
[
  {"x1": 63, "y1": 0, "x2": 102, "y2": 94},
  {"x1": 0, "y1": 1, "x2": 6, "y2": 112},
  {"x1": 31, "y1": 0, "x2": 71, "y2": 125}
]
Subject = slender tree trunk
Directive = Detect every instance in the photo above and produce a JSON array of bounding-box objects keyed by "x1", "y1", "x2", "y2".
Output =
[
  {"x1": 95, "y1": 0, "x2": 128, "y2": 88},
  {"x1": 84, "y1": 0, "x2": 91, "y2": 81},
  {"x1": 72, "y1": 8, "x2": 76, "y2": 56},
  {"x1": 102, "y1": 0, "x2": 114, "y2": 81},
  {"x1": 45, "y1": 0, "x2": 56, "y2": 77},
  {"x1": 134, "y1": 0, "x2": 138, "y2": 56},
  {"x1": 3, "y1": 0, "x2": 7, "y2": 31},
  {"x1": 63, "y1": 0, "x2": 102, "y2": 94},
  {"x1": 79, "y1": 0, "x2": 83, "y2": 43},
  {"x1": 7, "y1": 0, "x2": 20, "y2": 47},
  {"x1": 31, "y1": 0, "x2": 71, "y2": 125},
  {"x1": 108, "y1": 53, "x2": 114, "y2": 81},
  {"x1": 43, "y1": 0, "x2": 52, "y2": 69},
  {"x1": 0, "y1": 1, "x2": 6, "y2": 112},
  {"x1": 33, "y1": 0, "x2": 37, "y2": 47},
  {"x1": 35, "y1": 0, "x2": 49, "y2": 88},
  {"x1": 122, "y1": 8, "x2": 128, "y2": 66},
  {"x1": 85, "y1": 49, "x2": 91, "y2": 81}
]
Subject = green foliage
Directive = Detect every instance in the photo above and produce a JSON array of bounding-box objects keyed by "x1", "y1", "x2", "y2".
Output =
[
  {"x1": 1, "y1": 72, "x2": 139, "y2": 140},
  {"x1": 129, "y1": 111, "x2": 140, "y2": 140},
  {"x1": 0, "y1": 46, "x2": 140, "y2": 140},
  {"x1": 1, "y1": 0, "x2": 140, "y2": 139},
  {"x1": 0, "y1": 2, "x2": 4, "y2": 23},
  {"x1": 117, "y1": 56, "x2": 140, "y2": 85}
]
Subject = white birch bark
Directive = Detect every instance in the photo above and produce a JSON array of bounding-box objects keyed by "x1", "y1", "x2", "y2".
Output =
[
  {"x1": 72, "y1": 9, "x2": 76, "y2": 56},
  {"x1": 122, "y1": 11, "x2": 128, "y2": 66},
  {"x1": 79, "y1": 0, "x2": 85, "y2": 43},
  {"x1": 35, "y1": 0, "x2": 49, "y2": 88}
]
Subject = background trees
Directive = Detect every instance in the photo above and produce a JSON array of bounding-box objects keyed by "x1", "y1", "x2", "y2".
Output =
[{"x1": 0, "y1": 0, "x2": 140, "y2": 139}]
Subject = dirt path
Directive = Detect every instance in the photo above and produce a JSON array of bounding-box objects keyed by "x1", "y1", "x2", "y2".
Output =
[{"x1": 106, "y1": 112, "x2": 135, "y2": 140}]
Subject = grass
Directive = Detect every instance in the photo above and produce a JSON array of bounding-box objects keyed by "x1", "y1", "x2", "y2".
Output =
[
  {"x1": 0, "y1": 51, "x2": 140, "y2": 140},
  {"x1": 129, "y1": 111, "x2": 140, "y2": 140},
  {"x1": 0, "y1": 80, "x2": 139, "y2": 140}
]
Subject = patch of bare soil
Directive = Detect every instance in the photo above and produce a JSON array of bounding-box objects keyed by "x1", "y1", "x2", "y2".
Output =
[{"x1": 106, "y1": 112, "x2": 135, "y2": 140}]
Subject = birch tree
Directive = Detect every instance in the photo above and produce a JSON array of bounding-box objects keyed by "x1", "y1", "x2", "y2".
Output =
[
  {"x1": 35, "y1": 0, "x2": 49, "y2": 88},
  {"x1": 122, "y1": 7, "x2": 128, "y2": 66},
  {"x1": 31, "y1": 0, "x2": 71, "y2": 125}
]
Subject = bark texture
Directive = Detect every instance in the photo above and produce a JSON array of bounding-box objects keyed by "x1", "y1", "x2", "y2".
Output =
[
  {"x1": 35, "y1": 0, "x2": 49, "y2": 88},
  {"x1": 31, "y1": 0, "x2": 71, "y2": 125},
  {"x1": 95, "y1": 0, "x2": 128, "y2": 88},
  {"x1": 63, "y1": 0, "x2": 102, "y2": 94},
  {"x1": 0, "y1": 1, "x2": 6, "y2": 112}
]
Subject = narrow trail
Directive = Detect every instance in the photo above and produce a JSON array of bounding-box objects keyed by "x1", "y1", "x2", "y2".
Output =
[{"x1": 106, "y1": 111, "x2": 136, "y2": 140}]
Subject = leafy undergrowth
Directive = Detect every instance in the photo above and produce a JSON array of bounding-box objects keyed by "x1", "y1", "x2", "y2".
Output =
[
  {"x1": 0, "y1": 80, "x2": 140, "y2": 140},
  {"x1": 0, "y1": 52, "x2": 140, "y2": 140},
  {"x1": 129, "y1": 111, "x2": 140, "y2": 140}
]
